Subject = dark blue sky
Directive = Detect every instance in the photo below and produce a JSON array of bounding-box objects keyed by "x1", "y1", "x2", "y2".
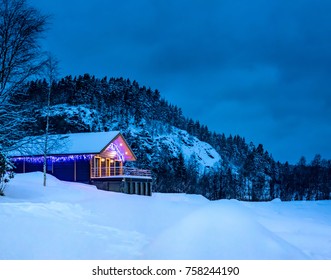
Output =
[{"x1": 30, "y1": 0, "x2": 331, "y2": 164}]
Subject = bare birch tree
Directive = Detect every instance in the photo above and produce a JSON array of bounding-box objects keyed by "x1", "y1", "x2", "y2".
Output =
[{"x1": 43, "y1": 54, "x2": 58, "y2": 187}]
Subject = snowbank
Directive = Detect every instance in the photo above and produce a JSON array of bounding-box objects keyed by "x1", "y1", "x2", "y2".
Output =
[{"x1": 0, "y1": 172, "x2": 330, "y2": 260}]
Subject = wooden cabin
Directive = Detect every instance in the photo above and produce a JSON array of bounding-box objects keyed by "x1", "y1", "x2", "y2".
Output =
[{"x1": 10, "y1": 131, "x2": 152, "y2": 196}]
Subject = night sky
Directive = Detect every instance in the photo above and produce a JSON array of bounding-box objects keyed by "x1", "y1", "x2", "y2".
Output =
[{"x1": 29, "y1": 0, "x2": 331, "y2": 164}]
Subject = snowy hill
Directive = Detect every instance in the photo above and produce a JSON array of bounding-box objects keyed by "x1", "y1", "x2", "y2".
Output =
[
  {"x1": 1, "y1": 172, "x2": 330, "y2": 260},
  {"x1": 125, "y1": 123, "x2": 222, "y2": 172}
]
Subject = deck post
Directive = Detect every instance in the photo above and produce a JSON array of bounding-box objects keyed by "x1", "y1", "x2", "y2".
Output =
[
  {"x1": 129, "y1": 181, "x2": 134, "y2": 194},
  {"x1": 123, "y1": 180, "x2": 128, "y2": 193},
  {"x1": 140, "y1": 182, "x2": 144, "y2": 195},
  {"x1": 120, "y1": 161, "x2": 123, "y2": 175},
  {"x1": 127, "y1": 181, "x2": 131, "y2": 194},
  {"x1": 149, "y1": 182, "x2": 152, "y2": 196},
  {"x1": 134, "y1": 182, "x2": 139, "y2": 195},
  {"x1": 145, "y1": 182, "x2": 149, "y2": 195}
]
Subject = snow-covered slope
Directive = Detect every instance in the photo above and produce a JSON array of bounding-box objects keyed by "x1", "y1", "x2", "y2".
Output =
[
  {"x1": 155, "y1": 127, "x2": 221, "y2": 169},
  {"x1": 1, "y1": 172, "x2": 330, "y2": 260},
  {"x1": 125, "y1": 123, "x2": 222, "y2": 173}
]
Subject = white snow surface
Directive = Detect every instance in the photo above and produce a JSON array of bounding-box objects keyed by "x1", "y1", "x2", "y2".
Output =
[{"x1": 1, "y1": 172, "x2": 330, "y2": 260}]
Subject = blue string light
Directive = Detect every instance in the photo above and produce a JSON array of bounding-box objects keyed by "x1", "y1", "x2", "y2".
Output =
[
  {"x1": 11, "y1": 154, "x2": 94, "y2": 163},
  {"x1": 11, "y1": 143, "x2": 125, "y2": 163}
]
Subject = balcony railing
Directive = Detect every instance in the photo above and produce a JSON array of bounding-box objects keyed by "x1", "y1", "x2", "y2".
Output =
[{"x1": 91, "y1": 166, "x2": 152, "y2": 178}]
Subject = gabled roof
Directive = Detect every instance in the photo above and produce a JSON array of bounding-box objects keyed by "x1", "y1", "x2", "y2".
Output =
[{"x1": 10, "y1": 131, "x2": 136, "y2": 161}]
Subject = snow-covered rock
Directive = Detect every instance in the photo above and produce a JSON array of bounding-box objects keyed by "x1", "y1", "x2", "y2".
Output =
[
  {"x1": 125, "y1": 123, "x2": 222, "y2": 173},
  {"x1": 157, "y1": 127, "x2": 221, "y2": 168}
]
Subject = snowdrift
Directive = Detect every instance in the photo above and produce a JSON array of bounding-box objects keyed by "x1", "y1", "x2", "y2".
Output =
[{"x1": 0, "y1": 172, "x2": 330, "y2": 260}]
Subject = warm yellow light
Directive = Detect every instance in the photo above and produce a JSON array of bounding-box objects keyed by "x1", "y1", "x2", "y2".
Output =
[{"x1": 101, "y1": 158, "x2": 105, "y2": 162}]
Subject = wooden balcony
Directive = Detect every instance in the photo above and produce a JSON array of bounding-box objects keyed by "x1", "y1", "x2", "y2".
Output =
[
  {"x1": 90, "y1": 164, "x2": 152, "y2": 196},
  {"x1": 91, "y1": 166, "x2": 152, "y2": 178}
]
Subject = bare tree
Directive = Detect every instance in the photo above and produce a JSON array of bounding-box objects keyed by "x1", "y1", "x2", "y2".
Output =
[
  {"x1": 0, "y1": 0, "x2": 48, "y2": 148},
  {"x1": 0, "y1": 0, "x2": 48, "y2": 193},
  {"x1": 0, "y1": 0, "x2": 48, "y2": 101},
  {"x1": 43, "y1": 54, "x2": 58, "y2": 187}
]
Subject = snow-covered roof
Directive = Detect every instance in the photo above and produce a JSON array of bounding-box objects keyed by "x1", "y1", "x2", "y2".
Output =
[{"x1": 10, "y1": 131, "x2": 136, "y2": 161}]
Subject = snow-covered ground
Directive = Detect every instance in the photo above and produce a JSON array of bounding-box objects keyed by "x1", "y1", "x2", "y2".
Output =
[{"x1": 0, "y1": 172, "x2": 330, "y2": 260}]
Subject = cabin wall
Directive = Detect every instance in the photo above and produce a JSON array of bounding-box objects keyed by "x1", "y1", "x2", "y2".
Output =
[
  {"x1": 12, "y1": 158, "x2": 91, "y2": 183},
  {"x1": 13, "y1": 161, "x2": 24, "y2": 173},
  {"x1": 12, "y1": 157, "x2": 152, "y2": 196},
  {"x1": 27, "y1": 162, "x2": 44, "y2": 173},
  {"x1": 75, "y1": 160, "x2": 91, "y2": 183},
  {"x1": 53, "y1": 161, "x2": 74, "y2": 181},
  {"x1": 13, "y1": 161, "x2": 43, "y2": 173}
]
